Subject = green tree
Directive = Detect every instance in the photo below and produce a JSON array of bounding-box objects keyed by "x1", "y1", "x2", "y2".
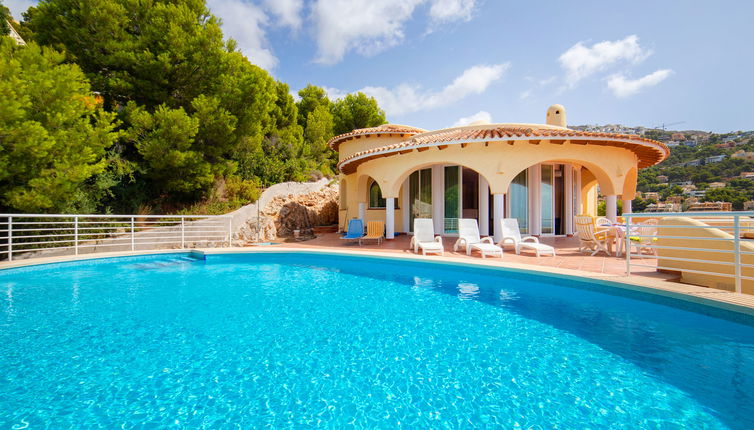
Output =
[
  {"x1": 304, "y1": 105, "x2": 336, "y2": 174},
  {"x1": 332, "y1": 92, "x2": 386, "y2": 136},
  {"x1": 704, "y1": 187, "x2": 748, "y2": 210},
  {"x1": 296, "y1": 84, "x2": 331, "y2": 128},
  {"x1": 1, "y1": 2, "x2": 10, "y2": 35},
  {"x1": 25, "y1": 0, "x2": 228, "y2": 111},
  {"x1": 126, "y1": 103, "x2": 214, "y2": 196},
  {"x1": 0, "y1": 39, "x2": 119, "y2": 212}
]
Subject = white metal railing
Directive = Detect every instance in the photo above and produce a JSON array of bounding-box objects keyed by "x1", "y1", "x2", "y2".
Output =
[
  {"x1": 624, "y1": 211, "x2": 754, "y2": 294},
  {"x1": 0, "y1": 214, "x2": 233, "y2": 262}
]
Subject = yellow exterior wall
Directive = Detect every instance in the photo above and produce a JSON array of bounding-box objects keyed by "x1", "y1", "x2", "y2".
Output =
[
  {"x1": 338, "y1": 139, "x2": 641, "y2": 229},
  {"x1": 336, "y1": 135, "x2": 408, "y2": 161},
  {"x1": 352, "y1": 140, "x2": 637, "y2": 199},
  {"x1": 580, "y1": 168, "x2": 598, "y2": 216}
]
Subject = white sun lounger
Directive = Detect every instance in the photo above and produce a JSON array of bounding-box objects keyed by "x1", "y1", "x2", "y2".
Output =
[
  {"x1": 499, "y1": 218, "x2": 556, "y2": 257},
  {"x1": 410, "y1": 218, "x2": 444, "y2": 255},
  {"x1": 453, "y1": 218, "x2": 502, "y2": 258}
]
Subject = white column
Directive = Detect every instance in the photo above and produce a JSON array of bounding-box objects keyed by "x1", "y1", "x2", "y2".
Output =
[
  {"x1": 622, "y1": 199, "x2": 633, "y2": 215},
  {"x1": 358, "y1": 202, "x2": 366, "y2": 221},
  {"x1": 493, "y1": 193, "x2": 505, "y2": 243},
  {"x1": 432, "y1": 165, "x2": 444, "y2": 234},
  {"x1": 386, "y1": 198, "x2": 395, "y2": 239},
  {"x1": 478, "y1": 176, "x2": 490, "y2": 236},
  {"x1": 564, "y1": 165, "x2": 573, "y2": 235},
  {"x1": 575, "y1": 167, "x2": 582, "y2": 215},
  {"x1": 401, "y1": 180, "x2": 410, "y2": 233},
  {"x1": 528, "y1": 165, "x2": 541, "y2": 236},
  {"x1": 606, "y1": 195, "x2": 618, "y2": 222}
]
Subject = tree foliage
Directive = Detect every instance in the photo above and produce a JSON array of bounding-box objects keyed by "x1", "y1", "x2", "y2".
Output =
[
  {"x1": 0, "y1": 38, "x2": 119, "y2": 212},
  {"x1": 332, "y1": 92, "x2": 387, "y2": 136},
  {"x1": 2, "y1": 0, "x2": 390, "y2": 214}
]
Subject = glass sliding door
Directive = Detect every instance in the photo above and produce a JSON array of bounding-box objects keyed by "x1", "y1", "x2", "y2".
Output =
[
  {"x1": 409, "y1": 168, "x2": 432, "y2": 232},
  {"x1": 444, "y1": 166, "x2": 460, "y2": 233},
  {"x1": 541, "y1": 165, "x2": 554, "y2": 235},
  {"x1": 509, "y1": 170, "x2": 529, "y2": 234}
]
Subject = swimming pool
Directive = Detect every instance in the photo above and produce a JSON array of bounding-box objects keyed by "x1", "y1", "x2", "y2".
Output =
[{"x1": 1, "y1": 252, "x2": 753, "y2": 428}]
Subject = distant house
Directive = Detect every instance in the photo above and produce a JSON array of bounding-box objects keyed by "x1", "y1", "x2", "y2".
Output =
[
  {"x1": 643, "y1": 192, "x2": 660, "y2": 201},
  {"x1": 687, "y1": 201, "x2": 732, "y2": 212},
  {"x1": 686, "y1": 159, "x2": 701, "y2": 166},
  {"x1": 744, "y1": 201, "x2": 754, "y2": 211},
  {"x1": 716, "y1": 141, "x2": 736, "y2": 148},
  {"x1": 671, "y1": 133, "x2": 686, "y2": 141},
  {"x1": 646, "y1": 202, "x2": 679, "y2": 212},
  {"x1": 708, "y1": 182, "x2": 726, "y2": 189},
  {"x1": 684, "y1": 140, "x2": 698, "y2": 147},
  {"x1": 688, "y1": 190, "x2": 706, "y2": 198},
  {"x1": 666, "y1": 141, "x2": 681, "y2": 147},
  {"x1": 732, "y1": 150, "x2": 754, "y2": 161},
  {"x1": 657, "y1": 175, "x2": 669, "y2": 183},
  {"x1": 741, "y1": 172, "x2": 754, "y2": 179},
  {"x1": 704, "y1": 154, "x2": 726, "y2": 164}
]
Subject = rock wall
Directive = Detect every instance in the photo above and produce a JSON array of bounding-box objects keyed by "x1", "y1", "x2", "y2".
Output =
[{"x1": 233, "y1": 180, "x2": 339, "y2": 243}]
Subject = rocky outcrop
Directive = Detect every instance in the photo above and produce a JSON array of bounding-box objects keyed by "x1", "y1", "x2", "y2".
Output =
[{"x1": 232, "y1": 179, "x2": 338, "y2": 243}]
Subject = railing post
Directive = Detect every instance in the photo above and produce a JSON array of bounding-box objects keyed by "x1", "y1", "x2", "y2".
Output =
[
  {"x1": 625, "y1": 214, "x2": 631, "y2": 276},
  {"x1": 734, "y1": 214, "x2": 741, "y2": 294},
  {"x1": 181, "y1": 218, "x2": 185, "y2": 249},
  {"x1": 74, "y1": 216, "x2": 79, "y2": 255},
  {"x1": 7, "y1": 216, "x2": 12, "y2": 262},
  {"x1": 131, "y1": 217, "x2": 135, "y2": 251}
]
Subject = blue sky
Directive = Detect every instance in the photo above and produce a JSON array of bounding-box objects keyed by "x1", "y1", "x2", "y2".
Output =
[{"x1": 7, "y1": 0, "x2": 754, "y2": 132}]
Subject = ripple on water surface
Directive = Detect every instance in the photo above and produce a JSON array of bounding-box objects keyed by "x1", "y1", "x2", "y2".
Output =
[{"x1": 0, "y1": 253, "x2": 753, "y2": 428}]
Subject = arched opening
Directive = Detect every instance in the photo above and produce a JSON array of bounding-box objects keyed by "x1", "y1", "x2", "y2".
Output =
[
  {"x1": 389, "y1": 163, "x2": 492, "y2": 235},
  {"x1": 502, "y1": 160, "x2": 616, "y2": 236},
  {"x1": 368, "y1": 179, "x2": 386, "y2": 209}
]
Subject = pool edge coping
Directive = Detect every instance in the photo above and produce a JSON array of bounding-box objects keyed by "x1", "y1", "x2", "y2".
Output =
[{"x1": 2, "y1": 246, "x2": 754, "y2": 317}]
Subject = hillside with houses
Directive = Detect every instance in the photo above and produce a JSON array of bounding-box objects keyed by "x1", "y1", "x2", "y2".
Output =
[{"x1": 573, "y1": 125, "x2": 754, "y2": 211}]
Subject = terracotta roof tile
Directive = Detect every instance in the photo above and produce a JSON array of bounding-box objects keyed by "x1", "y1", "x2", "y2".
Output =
[
  {"x1": 336, "y1": 125, "x2": 669, "y2": 175},
  {"x1": 327, "y1": 124, "x2": 427, "y2": 150}
]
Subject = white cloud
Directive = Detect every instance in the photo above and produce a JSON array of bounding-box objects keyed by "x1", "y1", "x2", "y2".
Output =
[
  {"x1": 358, "y1": 63, "x2": 509, "y2": 116},
  {"x1": 207, "y1": 0, "x2": 278, "y2": 70},
  {"x1": 428, "y1": 0, "x2": 476, "y2": 24},
  {"x1": 311, "y1": 0, "x2": 480, "y2": 64},
  {"x1": 263, "y1": 0, "x2": 304, "y2": 30},
  {"x1": 559, "y1": 35, "x2": 650, "y2": 87},
  {"x1": 323, "y1": 86, "x2": 350, "y2": 100},
  {"x1": 606, "y1": 69, "x2": 673, "y2": 98},
  {"x1": 453, "y1": 110, "x2": 492, "y2": 127},
  {"x1": 4, "y1": 0, "x2": 34, "y2": 19}
]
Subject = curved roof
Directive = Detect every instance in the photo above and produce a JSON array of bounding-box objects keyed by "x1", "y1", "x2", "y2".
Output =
[
  {"x1": 337, "y1": 124, "x2": 669, "y2": 175},
  {"x1": 328, "y1": 124, "x2": 427, "y2": 150}
]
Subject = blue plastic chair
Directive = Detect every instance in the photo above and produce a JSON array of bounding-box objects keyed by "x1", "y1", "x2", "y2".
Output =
[{"x1": 340, "y1": 219, "x2": 364, "y2": 242}]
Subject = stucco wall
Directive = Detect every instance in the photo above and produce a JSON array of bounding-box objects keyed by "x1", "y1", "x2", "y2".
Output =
[{"x1": 656, "y1": 216, "x2": 754, "y2": 294}]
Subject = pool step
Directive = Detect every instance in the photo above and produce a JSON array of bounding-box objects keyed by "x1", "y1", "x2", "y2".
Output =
[{"x1": 131, "y1": 255, "x2": 201, "y2": 270}]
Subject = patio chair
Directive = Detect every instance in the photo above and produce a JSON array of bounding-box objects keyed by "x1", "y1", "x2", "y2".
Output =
[
  {"x1": 595, "y1": 216, "x2": 613, "y2": 231},
  {"x1": 575, "y1": 215, "x2": 611, "y2": 256},
  {"x1": 628, "y1": 219, "x2": 658, "y2": 257},
  {"x1": 340, "y1": 219, "x2": 364, "y2": 243},
  {"x1": 410, "y1": 218, "x2": 444, "y2": 255},
  {"x1": 453, "y1": 218, "x2": 503, "y2": 258},
  {"x1": 359, "y1": 221, "x2": 385, "y2": 245},
  {"x1": 499, "y1": 218, "x2": 556, "y2": 257}
]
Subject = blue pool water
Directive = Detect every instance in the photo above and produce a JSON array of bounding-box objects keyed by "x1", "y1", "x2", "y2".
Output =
[{"x1": 1, "y1": 253, "x2": 753, "y2": 429}]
